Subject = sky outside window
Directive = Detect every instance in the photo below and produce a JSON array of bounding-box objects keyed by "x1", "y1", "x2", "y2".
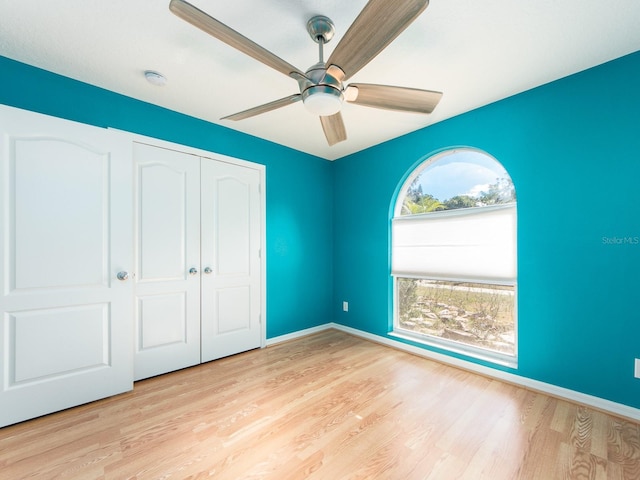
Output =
[{"x1": 417, "y1": 150, "x2": 510, "y2": 201}]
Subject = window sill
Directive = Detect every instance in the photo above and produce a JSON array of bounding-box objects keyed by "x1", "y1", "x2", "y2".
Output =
[{"x1": 389, "y1": 329, "x2": 518, "y2": 369}]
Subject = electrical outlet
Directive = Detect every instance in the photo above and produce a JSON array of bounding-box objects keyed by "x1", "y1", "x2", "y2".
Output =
[
  {"x1": 635, "y1": 359, "x2": 640, "y2": 379},
  {"x1": 343, "y1": 301, "x2": 349, "y2": 312}
]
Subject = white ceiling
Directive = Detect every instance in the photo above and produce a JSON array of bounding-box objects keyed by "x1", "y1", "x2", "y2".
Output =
[{"x1": 1, "y1": 0, "x2": 639, "y2": 160}]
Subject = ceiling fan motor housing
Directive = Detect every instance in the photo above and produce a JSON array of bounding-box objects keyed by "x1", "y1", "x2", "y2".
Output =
[{"x1": 301, "y1": 62, "x2": 344, "y2": 115}]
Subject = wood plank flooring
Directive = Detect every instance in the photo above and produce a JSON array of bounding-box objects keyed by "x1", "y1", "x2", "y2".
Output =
[{"x1": 1, "y1": 330, "x2": 639, "y2": 479}]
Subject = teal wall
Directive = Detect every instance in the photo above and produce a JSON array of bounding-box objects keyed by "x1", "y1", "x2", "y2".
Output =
[
  {"x1": 0, "y1": 56, "x2": 334, "y2": 339},
  {"x1": 333, "y1": 51, "x2": 640, "y2": 409},
  {"x1": 2, "y1": 51, "x2": 639, "y2": 409}
]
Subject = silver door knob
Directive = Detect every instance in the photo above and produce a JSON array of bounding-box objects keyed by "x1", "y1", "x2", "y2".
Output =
[
  {"x1": 189, "y1": 267, "x2": 198, "y2": 276},
  {"x1": 204, "y1": 267, "x2": 213, "y2": 275},
  {"x1": 116, "y1": 271, "x2": 129, "y2": 281}
]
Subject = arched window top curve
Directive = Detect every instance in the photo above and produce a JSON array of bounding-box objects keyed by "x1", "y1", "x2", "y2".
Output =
[{"x1": 396, "y1": 148, "x2": 515, "y2": 217}]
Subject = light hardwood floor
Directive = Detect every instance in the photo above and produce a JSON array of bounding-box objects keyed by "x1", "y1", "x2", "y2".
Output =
[{"x1": 1, "y1": 330, "x2": 639, "y2": 479}]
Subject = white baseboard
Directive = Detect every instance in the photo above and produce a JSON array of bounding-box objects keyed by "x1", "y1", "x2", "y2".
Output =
[
  {"x1": 267, "y1": 322, "x2": 640, "y2": 422},
  {"x1": 265, "y1": 324, "x2": 334, "y2": 346}
]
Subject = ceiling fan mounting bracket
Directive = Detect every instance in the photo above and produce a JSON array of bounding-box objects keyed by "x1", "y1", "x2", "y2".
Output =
[{"x1": 306, "y1": 15, "x2": 335, "y2": 44}]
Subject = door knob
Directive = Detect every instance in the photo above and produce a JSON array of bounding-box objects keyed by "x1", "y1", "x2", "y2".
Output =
[
  {"x1": 189, "y1": 267, "x2": 198, "y2": 276},
  {"x1": 204, "y1": 267, "x2": 213, "y2": 275},
  {"x1": 116, "y1": 271, "x2": 129, "y2": 281}
]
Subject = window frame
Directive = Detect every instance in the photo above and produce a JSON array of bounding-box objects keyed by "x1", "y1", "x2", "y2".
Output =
[{"x1": 390, "y1": 148, "x2": 518, "y2": 367}]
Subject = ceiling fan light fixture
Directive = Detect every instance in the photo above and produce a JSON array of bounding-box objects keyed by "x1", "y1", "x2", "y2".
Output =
[{"x1": 302, "y1": 85, "x2": 343, "y2": 116}]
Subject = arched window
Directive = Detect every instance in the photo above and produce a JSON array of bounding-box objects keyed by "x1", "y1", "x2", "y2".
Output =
[{"x1": 391, "y1": 148, "x2": 517, "y2": 365}]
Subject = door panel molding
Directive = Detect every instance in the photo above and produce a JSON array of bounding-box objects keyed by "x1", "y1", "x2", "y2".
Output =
[
  {"x1": 5, "y1": 303, "x2": 110, "y2": 386},
  {"x1": 137, "y1": 292, "x2": 188, "y2": 350}
]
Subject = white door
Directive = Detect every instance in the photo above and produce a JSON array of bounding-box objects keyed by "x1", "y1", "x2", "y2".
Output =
[
  {"x1": 201, "y1": 159, "x2": 262, "y2": 362},
  {"x1": 133, "y1": 143, "x2": 201, "y2": 380},
  {"x1": 0, "y1": 105, "x2": 133, "y2": 427}
]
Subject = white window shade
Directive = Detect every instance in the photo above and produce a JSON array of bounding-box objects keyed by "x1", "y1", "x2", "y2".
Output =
[{"x1": 392, "y1": 204, "x2": 516, "y2": 283}]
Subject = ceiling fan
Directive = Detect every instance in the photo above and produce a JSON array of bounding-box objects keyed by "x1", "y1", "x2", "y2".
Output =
[{"x1": 169, "y1": 0, "x2": 442, "y2": 146}]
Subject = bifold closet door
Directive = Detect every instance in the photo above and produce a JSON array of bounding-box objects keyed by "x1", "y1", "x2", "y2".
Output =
[
  {"x1": 200, "y1": 159, "x2": 262, "y2": 362},
  {"x1": 0, "y1": 105, "x2": 133, "y2": 427},
  {"x1": 133, "y1": 143, "x2": 264, "y2": 377},
  {"x1": 133, "y1": 143, "x2": 201, "y2": 381}
]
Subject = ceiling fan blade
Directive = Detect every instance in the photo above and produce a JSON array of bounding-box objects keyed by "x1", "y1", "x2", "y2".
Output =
[
  {"x1": 346, "y1": 83, "x2": 442, "y2": 114},
  {"x1": 320, "y1": 113, "x2": 347, "y2": 146},
  {"x1": 325, "y1": 0, "x2": 428, "y2": 81},
  {"x1": 222, "y1": 94, "x2": 302, "y2": 121},
  {"x1": 169, "y1": 0, "x2": 304, "y2": 78}
]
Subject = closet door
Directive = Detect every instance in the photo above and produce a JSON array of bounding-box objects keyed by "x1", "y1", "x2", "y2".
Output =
[
  {"x1": 201, "y1": 159, "x2": 262, "y2": 362},
  {"x1": 0, "y1": 105, "x2": 133, "y2": 427},
  {"x1": 133, "y1": 143, "x2": 201, "y2": 380}
]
